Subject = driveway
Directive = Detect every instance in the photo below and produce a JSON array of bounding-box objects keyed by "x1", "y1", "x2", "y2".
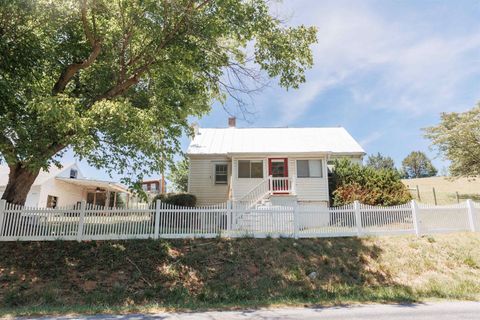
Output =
[{"x1": 18, "y1": 301, "x2": 480, "y2": 320}]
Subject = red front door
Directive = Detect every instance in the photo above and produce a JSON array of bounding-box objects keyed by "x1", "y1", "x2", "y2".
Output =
[{"x1": 268, "y1": 158, "x2": 288, "y2": 192}]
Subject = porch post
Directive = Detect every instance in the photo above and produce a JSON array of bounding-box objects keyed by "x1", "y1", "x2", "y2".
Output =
[
  {"x1": 291, "y1": 175, "x2": 296, "y2": 195},
  {"x1": 268, "y1": 175, "x2": 273, "y2": 194}
]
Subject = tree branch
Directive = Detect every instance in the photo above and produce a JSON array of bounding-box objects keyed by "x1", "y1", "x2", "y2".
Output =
[
  {"x1": 93, "y1": 0, "x2": 212, "y2": 103},
  {"x1": 52, "y1": 0, "x2": 101, "y2": 95},
  {"x1": 0, "y1": 133, "x2": 17, "y2": 164}
]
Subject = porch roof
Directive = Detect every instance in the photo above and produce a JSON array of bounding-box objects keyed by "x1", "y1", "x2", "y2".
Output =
[
  {"x1": 56, "y1": 177, "x2": 129, "y2": 193},
  {"x1": 187, "y1": 127, "x2": 365, "y2": 155}
]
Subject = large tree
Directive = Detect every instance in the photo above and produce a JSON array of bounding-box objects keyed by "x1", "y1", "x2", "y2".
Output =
[
  {"x1": 0, "y1": 0, "x2": 316, "y2": 204},
  {"x1": 425, "y1": 105, "x2": 480, "y2": 177},
  {"x1": 365, "y1": 152, "x2": 395, "y2": 171},
  {"x1": 401, "y1": 151, "x2": 437, "y2": 179}
]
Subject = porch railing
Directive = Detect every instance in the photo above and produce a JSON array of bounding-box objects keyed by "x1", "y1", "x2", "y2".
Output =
[{"x1": 269, "y1": 176, "x2": 296, "y2": 194}]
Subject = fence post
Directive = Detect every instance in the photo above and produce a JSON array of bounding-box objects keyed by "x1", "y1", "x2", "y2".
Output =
[
  {"x1": 466, "y1": 199, "x2": 476, "y2": 232},
  {"x1": 77, "y1": 200, "x2": 86, "y2": 242},
  {"x1": 0, "y1": 200, "x2": 6, "y2": 238},
  {"x1": 410, "y1": 200, "x2": 420, "y2": 237},
  {"x1": 293, "y1": 203, "x2": 299, "y2": 239},
  {"x1": 226, "y1": 200, "x2": 233, "y2": 234},
  {"x1": 154, "y1": 200, "x2": 161, "y2": 239},
  {"x1": 354, "y1": 200, "x2": 362, "y2": 236}
]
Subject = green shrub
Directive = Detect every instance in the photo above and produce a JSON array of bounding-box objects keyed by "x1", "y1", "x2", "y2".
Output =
[
  {"x1": 152, "y1": 193, "x2": 197, "y2": 207},
  {"x1": 330, "y1": 159, "x2": 412, "y2": 206}
]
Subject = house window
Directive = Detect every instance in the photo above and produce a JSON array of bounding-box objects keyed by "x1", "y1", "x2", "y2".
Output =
[
  {"x1": 46, "y1": 195, "x2": 58, "y2": 208},
  {"x1": 238, "y1": 160, "x2": 263, "y2": 178},
  {"x1": 69, "y1": 169, "x2": 78, "y2": 179},
  {"x1": 297, "y1": 160, "x2": 323, "y2": 178},
  {"x1": 214, "y1": 164, "x2": 228, "y2": 184},
  {"x1": 142, "y1": 184, "x2": 148, "y2": 191},
  {"x1": 151, "y1": 183, "x2": 157, "y2": 191}
]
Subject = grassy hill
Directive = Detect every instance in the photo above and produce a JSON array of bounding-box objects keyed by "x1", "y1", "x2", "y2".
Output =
[
  {"x1": 402, "y1": 176, "x2": 480, "y2": 204},
  {"x1": 1, "y1": 234, "x2": 480, "y2": 316}
]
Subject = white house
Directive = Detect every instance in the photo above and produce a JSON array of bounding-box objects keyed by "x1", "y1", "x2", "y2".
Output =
[
  {"x1": 187, "y1": 118, "x2": 366, "y2": 206},
  {"x1": 0, "y1": 163, "x2": 129, "y2": 208}
]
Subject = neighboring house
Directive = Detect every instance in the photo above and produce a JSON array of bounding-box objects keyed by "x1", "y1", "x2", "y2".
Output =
[
  {"x1": 0, "y1": 163, "x2": 129, "y2": 208},
  {"x1": 187, "y1": 118, "x2": 365, "y2": 206},
  {"x1": 141, "y1": 178, "x2": 166, "y2": 195}
]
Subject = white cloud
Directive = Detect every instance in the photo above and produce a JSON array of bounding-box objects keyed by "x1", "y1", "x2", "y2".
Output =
[
  {"x1": 268, "y1": 0, "x2": 480, "y2": 123},
  {"x1": 359, "y1": 131, "x2": 382, "y2": 149}
]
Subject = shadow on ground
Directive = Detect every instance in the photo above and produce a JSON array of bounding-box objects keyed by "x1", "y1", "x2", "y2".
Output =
[{"x1": 0, "y1": 236, "x2": 424, "y2": 315}]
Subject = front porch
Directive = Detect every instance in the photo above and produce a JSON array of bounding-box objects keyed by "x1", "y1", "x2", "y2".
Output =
[{"x1": 227, "y1": 156, "x2": 328, "y2": 206}]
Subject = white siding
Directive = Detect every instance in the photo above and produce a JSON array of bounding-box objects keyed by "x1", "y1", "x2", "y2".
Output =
[
  {"x1": 231, "y1": 158, "x2": 268, "y2": 200},
  {"x1": 38, "y1": 179, "x2": 86, "y2": 207},
  {"x1": 290, "y1": 157, "x2": 329, "y2": 203},
  {"x1": 188, "y1": 157, "x2": 230, "y2": 205}
]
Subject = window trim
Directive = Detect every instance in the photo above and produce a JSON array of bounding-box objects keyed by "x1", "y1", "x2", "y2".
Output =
[
  {"x1": 296, "y1": 159, "x2": 324, "y2": 178},
  {"x1": 214, "y1": 163, "x2": 228, "y2": 185},
  {"x1": 237, "y1": 160, "x2": 264, "y2": 179}
]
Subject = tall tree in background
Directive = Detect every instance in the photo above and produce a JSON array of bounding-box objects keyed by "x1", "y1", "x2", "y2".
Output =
[
  {"x1": 425, "y1": 105, "x2": 480, "y2": 177},
  {"x1": 365, "y1": 152, "x2": 395, "y2": 170},
  {"x1": 167, "y1": 157, "x2": 189, "y2": 193},
  {"x1": 0, "y1": 0, "x2": 317, "y2": 204},
  {"x1": 401, "y1": 151, "x2": 437, "y2": 178}
]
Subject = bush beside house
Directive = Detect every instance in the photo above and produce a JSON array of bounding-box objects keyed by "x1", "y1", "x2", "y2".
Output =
[
  {"x1": 152, "y1": 193, "x2": 197, "y2": 207},
  {"x1": 330, "y1": 159, "x2": 412, "y2": 206}
]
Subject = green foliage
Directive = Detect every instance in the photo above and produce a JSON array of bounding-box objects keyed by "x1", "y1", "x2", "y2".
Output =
[
  {"x1": 425, "y1": 105, "x2": 480, "y2": 178},
  {"x1": 365, "y1": 153, "x2": 395, "y2": 171},
  {"x1": 167, "y1": 157, "x2": 189, "y2": 193},
  {"x1": 0, "y1": 0, "x2": 317, "y2": 200},
  {"x1": 330, "y1": 159, "x2": 412, "y2": 206},
  {"x1": 153, "y1": 193, "x2": 196, "y2": 207},
  {"x1": 401, "y1": 151, "x2": 437, "y2": 179}
]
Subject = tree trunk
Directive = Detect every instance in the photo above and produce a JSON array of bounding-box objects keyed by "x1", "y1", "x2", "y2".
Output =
[{"x1": 1, "y1": 163, "x2": 40, "y2": 205}]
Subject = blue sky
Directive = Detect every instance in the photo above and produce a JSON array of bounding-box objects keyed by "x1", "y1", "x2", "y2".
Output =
[{"x1": 65, "y1": 0, "x2": 480, "y2": 181}]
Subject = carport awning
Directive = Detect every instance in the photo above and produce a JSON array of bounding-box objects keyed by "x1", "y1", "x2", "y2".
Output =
[{"x1": 56, "y1": 177, "x2": 129, "y2": 193}]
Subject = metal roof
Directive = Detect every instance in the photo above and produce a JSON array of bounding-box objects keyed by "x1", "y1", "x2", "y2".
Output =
[{"x1": 187, "y1": 127, "x2": 365, "y2": 155}]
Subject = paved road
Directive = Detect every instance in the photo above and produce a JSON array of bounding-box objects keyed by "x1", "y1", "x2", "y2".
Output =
[{"x1": 18, "y1": 301, "x2": 480, "y2": 320}]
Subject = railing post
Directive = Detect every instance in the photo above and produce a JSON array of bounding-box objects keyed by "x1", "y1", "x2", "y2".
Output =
[
  {"x1": 291, "y1": 176, "x2": 296, "y2": 194},
  {"x1": 154, "y1": 200, "x2": 161, "y2": 239},
  {"x1": 410, "y1": 200, "x2": 420, "y2": 237},
  {"x1": 268, "y1": 175, "x2": 273, "y2": 194},
  {"x1": 77, "y1": 200, "x2": 86, "y2": 242},
  {"x1": 0, "y1": 200, "x2": 6, "y2": 238},
  {"x1": 354, "y1": 200, "x2": 362, "y2": 236},
  {"x1": 466, "y1": 199, "x2": 476, "y2": 232}
]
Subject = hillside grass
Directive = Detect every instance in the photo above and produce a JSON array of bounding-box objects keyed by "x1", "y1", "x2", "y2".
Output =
[
  {"x1": 402, "y1": 176, "x2": 480, "y2": 204},
  {"x1": 1, "y1": 233, "x2": 480, "y2": 317}
]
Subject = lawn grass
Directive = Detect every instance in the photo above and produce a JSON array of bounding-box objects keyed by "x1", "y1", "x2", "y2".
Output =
[{"x1": 1, "y1": 233, "x2": 480, "y2": 317}]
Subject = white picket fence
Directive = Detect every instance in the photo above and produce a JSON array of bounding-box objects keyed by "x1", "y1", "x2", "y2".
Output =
[{"x1": 0, "y1": 199, "x2": 478, "y2": 241}]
